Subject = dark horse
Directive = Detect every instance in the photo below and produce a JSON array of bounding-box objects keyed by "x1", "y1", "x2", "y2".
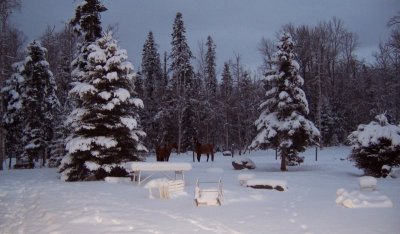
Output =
[
  {"x1": 194, "y1": 139, "x2": 214, "y2": 162},
  {"x1": 156, "y1": 143, "x2": 177, "y2": 162}
]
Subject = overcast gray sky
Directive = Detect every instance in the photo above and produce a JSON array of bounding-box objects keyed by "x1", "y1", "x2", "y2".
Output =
[{"x1": 11, "y1": 0, "x2": 400, "y2": 73}]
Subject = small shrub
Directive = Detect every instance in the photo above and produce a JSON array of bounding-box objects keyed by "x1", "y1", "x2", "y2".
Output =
[{"x1": 348, "y1": 114, "x2": 400, "y2": 177}]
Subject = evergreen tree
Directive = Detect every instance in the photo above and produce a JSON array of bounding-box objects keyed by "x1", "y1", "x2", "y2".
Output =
[
  {"x1": 69, "y1": 0, "x2": 106, "y2": 99},
  {"x1": 1, "y1": 61, "x2": 24, "y2": 163},
  {"x1": 251, "y1": 33, "x2": 320, "y2": 171},
  {"x1": 205, "y1": 36, "x2": 217, "y2": 97},
  {"x1": 219, "y1": 62, "x2": 234, "y2": 150},
  {"x1": 70, "y1": 0, "x2": 106, "y2": 43},
  {"x1": 203, "y1": 36, "x2": 218, "y2": 143},
  {"x1": 169, "y1": 12, "x2": 195, "y2": 152},
  {"x1": 60, "y1": 32, "x2": 147, "y2": 181},
  {"x1": 141, "y1": 31, "x2": 163, "y2": 149},
  {"x1": 0, "y1": 0, "x2": 24, "y2": 170},
  {"x1": 4, "y1": 41, "x2": 59, "y2": 165},
  {"x1": 348, "y1": 114, "x2": 400, "y2": 177}
]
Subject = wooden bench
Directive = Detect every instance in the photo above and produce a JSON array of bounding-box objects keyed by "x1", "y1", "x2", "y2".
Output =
[{"x1": 123, "y1": 162, "x2": 192, "y2": 185}]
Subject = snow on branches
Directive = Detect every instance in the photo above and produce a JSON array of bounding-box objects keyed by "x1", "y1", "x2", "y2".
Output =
[
  {"x1": 61, "y1": 32, "x2": 147, "y2": 181},
  {"x1": 251, "y1": 33, "x2": 320, "y2": 171},
  {"x1": 348, "y1": 114, "x2": 400, "y2": 177}
]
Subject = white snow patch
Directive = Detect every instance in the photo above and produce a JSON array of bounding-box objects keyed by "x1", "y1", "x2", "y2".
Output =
[
  {"x1": 69, "y1": 82, "x2": 97, "y2": 97},
  {"x1": 98, "y1": 91, "x2": 111, "y2": 100},
  {"x1": 66, "y1": 136, "x2": 118, "y2": 154},
  {"x1": 238, "y1": 173, "x2": 256, "y2": 186},
  {"x1": 106, "y1": 72, "x2": 119, "y2": 81},
  {"x1": 104, "y1": 177, "x2": 131, "y2": 183},
  {"x1": 84, "y1": 161, "x2": 100, "y2": 171},
  {"x1": 130, "y1": 98, "x2": 144, "y2": 109},
  {"x1": 114, "y1": 88, "x2": 130, "y2": 102},
  {"x1": 206, "y1": 168, "x2": 224, "y2": 173},
  {"x1": 336, "y1": 188, "x2": 394, "y2": 208},
  {"x1": 120, "y1": 117, "x2": 137, "y2": 130},
  {"x1": 359, "y1": 176, "x2": 377, "y2": 190}
]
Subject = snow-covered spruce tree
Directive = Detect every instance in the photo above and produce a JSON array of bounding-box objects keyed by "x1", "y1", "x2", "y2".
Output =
[
  {"x1": 1, "y1": 62, "x2": 25, "y2": 163},
  {"x1": 60, "y1": 32, "x2": 147, "y2": 181},
  {"x1": 169, "y1": 12, "x2": 196, "y2": 152},
  {"x1": 12, "y1": 41, "x2": 59, "y2": 165},
  {"x1": 251, "y1": 33, "x2": 320, "y2": 171},
  {"x1": 70, "y1": 0, "x2": 106, "y2": 43},
  {"x1": 69, "y1": 0, "x2": 106, "y2": 100},
  {"x1": 220, "y1": 62, "x2": 234, "y2": 150},
  {"x1": 203, "y1": 35, "x2": 218, "y2": 143},
  {"x1": 141, "y1": 31, "x2": 163, "y2": 149},
  {"x1": 348, "y1": 114, "x2": 400, "y2": 177},
  {"x1": 205, "y1": 36, "x2": 217, "y2": 98}
]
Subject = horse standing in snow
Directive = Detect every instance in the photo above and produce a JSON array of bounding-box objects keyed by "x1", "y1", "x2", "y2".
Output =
[
  {"x1": 193, "y1": 138, "x2": 214, "y2": 162},
  {"x1": 156, "y1": 143, "x2": 177, "y2": 162}
]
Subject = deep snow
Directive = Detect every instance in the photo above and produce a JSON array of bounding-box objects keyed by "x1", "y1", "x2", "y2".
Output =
[{"x1": 1, "y1": 147, "x2": 399, "y2": 234}]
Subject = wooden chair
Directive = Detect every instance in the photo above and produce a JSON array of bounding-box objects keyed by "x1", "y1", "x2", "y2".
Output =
[{"x1": 194, "y1": 178, "x2": 223, "y2": 206}]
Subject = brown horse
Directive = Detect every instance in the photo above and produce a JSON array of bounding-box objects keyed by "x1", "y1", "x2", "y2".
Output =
[
  {"x1": 156, "y1": 143, "x2": 177, "y2": 162},
  {"x1": 194, "y1": 139, "x2": 214, "y2": 162}
]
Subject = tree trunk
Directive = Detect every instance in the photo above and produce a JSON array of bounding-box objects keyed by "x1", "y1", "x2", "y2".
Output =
[
  {"x1": 0, "y1": 128, "x2": 4, "y2": 170},
  {"x1": 280, "y1": 148, "x2": 287, "y2": 171}
]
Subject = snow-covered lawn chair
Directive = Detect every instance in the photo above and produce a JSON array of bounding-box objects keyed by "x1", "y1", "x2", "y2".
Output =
[
  {"x1": 165, "y1": 180, "x2": 185, "y2": 198},
  {"x1": 194, "y1": 178, "x2": 223, "y2": 206},
  {"x1": 144, "y1": 178, "x2": 185, "y2": 199}
]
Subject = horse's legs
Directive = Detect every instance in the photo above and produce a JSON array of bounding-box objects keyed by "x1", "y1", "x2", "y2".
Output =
[
  {"x1": 206, "y1": 153, "x2": 209, "y2": 162},
  {"x1": 211, "y1": 152, "x2": 214, "y2": 162},
  {"x1": 197, "y1": 154, "x2": 201, "y2": 162}
]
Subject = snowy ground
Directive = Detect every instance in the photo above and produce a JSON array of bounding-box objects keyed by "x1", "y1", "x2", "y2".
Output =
[{"x1": 1, "y1": 147, "x2": 399, "y2": 234}]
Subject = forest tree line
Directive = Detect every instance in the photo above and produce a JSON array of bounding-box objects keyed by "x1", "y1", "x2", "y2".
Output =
[{"x1": 0, "y1": 0, "x2": 399, "y2": 170}]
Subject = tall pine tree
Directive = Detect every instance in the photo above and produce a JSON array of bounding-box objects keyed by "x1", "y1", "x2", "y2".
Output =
[
  {"x1": 203, "y1": 35, "x2": 218, "y2": 143},
  {"x1": 3, "y1": 41, "x2": 59, "y2": 165},
  {"x1": 251, "y1": 33, "x2": 320, "y2": 171},
  {"x1": 1, "y1": 61, "x2": 24, "y2": 164},
  {"x1": 219, "y1": 62, "x2": 234, "y2": 150},
  {"x1": 61, "y1": 32, "x2": 147, "y2": 181},
  {"x1": 141, "y1": 31, "x2": 163, "y2": 149},
  {"x1": 169, "y1": 12, "x2": 195, "y2": 152}
]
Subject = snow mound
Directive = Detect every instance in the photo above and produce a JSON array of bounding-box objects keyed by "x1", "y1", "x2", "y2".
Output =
[
  {"x1": 336, "y1": 188, "x2": 393, "y2": 208},
  {"x1": 359, "y1": 176, "x2": 377, "y2": 190},
  {"x1": 104, "y1": 177, "x2": 131, "y2": 183},
  {"x1": 232, "y1": 158, "x2": 256, "y2": 170},
  {"x1": 238, "y1": 173, "x2": 256, "y2": 186},
  {"x1": 390, "y1": 167, "x2": 400, "y2": 178}
]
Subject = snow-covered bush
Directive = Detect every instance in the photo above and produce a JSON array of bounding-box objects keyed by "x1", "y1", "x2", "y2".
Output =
[{"x1": 348, "y1": 114, "x2": 400, "y2": 177}]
